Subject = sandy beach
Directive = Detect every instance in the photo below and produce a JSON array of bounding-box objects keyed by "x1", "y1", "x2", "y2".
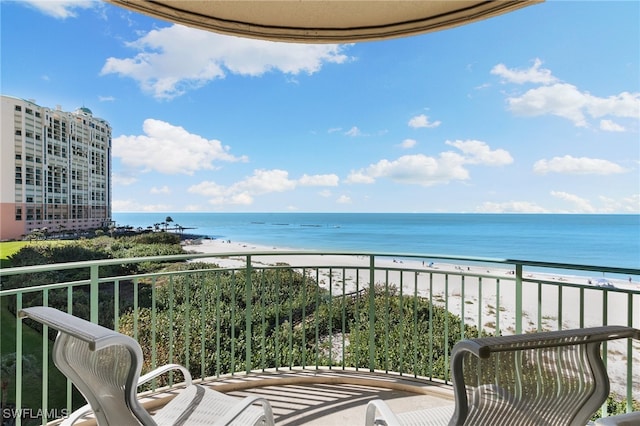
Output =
[{"x1": 183, "y1": 238, "x2": 640, "y2": 396}]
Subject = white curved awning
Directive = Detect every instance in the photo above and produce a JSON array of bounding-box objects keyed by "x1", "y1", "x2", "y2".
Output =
[{"x1": 105, "y1": 1, "x2": 543, "y2": 43}]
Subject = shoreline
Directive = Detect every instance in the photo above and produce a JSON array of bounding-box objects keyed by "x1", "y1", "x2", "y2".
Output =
[
  {"x1": 182, "y1": 237, "x2": 638, "y2": 289},
  {"x1": 182, "y1": 237, "x2": 640, "y2": 396}
]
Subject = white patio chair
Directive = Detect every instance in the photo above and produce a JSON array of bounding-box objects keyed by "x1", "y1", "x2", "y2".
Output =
[
  {"x1": 19, "y1": 306, "x2": 275, "y2": 426},
  {"x1": 366, "y1": 326, "x2": 639, "y2": 426}
]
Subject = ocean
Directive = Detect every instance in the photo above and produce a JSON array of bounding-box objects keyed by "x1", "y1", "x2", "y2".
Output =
[{"x1": 112, "y1": 213, "x2": 640, "y2": 270}]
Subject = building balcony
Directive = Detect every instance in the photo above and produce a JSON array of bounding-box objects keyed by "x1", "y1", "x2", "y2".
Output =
[{"x1": 1, "y1": 251, "x2": 638, "y2": 425}]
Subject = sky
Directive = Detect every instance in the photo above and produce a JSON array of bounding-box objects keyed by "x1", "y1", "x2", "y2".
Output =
[{"x1": 2, "y1": 1, "x2": 639, "y2": 214}]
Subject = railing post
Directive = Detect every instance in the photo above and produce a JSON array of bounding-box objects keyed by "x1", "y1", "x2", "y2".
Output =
[
  {"x1": 16, "y1": 293, "x2": 23, "y2": 426},
  {"x1": 627, "y1": 293, "x2": 634, "y2": 412},
  {"x1": 90, "y1": 264, "x2": 99, "y2": 323},
  {"x1": 41, "y1": 291, "x2": 49, "y2": 423},
  {"x1": 246, "y1": 255, "x2": 253, "y2": 373},
  {"x1": 515, "y1": 263, "x2": 523, "y2": 334},
  {"x1": 369, "y1": 255, "x2": 375, "y2": 371}
]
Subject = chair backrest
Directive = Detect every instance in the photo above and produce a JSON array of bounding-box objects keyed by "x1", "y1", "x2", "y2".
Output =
[
  {"x1": 449, "y1": 326, "x2": 640, "y2": 426},
  {"x1": 19, "y1": 306, "x2": 157, "y2": 426}
]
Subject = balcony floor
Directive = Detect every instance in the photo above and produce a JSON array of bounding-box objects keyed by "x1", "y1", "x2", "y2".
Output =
[{"x1": 139, "y1": 369, "x2": 455, "y2": 425}]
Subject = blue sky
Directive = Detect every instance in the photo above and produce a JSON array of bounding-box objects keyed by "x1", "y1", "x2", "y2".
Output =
[{"x1": 2, "y1": 0, "x2": 639, "y2": 214}]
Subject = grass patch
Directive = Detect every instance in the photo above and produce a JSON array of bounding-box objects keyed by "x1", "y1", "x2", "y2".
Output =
[
  {"x1": 0, "y1": 241, "x2": 71, "y2": 268},
  {"x1": 0, "y1": 241, "x2": 31, "y2": 268}
]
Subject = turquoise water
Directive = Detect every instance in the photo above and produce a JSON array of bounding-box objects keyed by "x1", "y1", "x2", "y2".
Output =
[{"x1": 113, "y1": 213, "x2": 639, "y2": 269}]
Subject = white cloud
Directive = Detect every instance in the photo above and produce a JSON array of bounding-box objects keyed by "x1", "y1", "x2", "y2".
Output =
[
  {"x1": 227, "y1": 192, "x2": 254, "y2": 206},
  {"x1": 187, "y1": 169, "x2": 339, "y2": 205},
  {"x1": 150, "y1": 186, "x2": 171, "y2": 194},
  {"x1": 348, "y1": 140, "x2": 512, "y2": 186},
  {"x1": 345, "y1": 126, "x2": 361, "y2": 137},
  {"x1": 101, "y1": 25, "x2": 350, "y2": 99},
  {"x1": 445, "y1": 140, "x2": 513, "y2": 166},
  {"x1": 599, "y1": 194, "x2": 640, "y2": 213},
  {"x1": 533, "y1": 155, "x2": 626, "y2": 175},
  {"x1": 188, "y1": 181, "x2": 227, "y2": 198},
  {"x1": 507, "y1": 84, "x2": 640, "y2": 127},
  {"x1": 599, "y1": 119, "x2": 625, "y2": 132},
  {"x1": 233, "y1": 169, "x2": 297, "y2": 194},
  {"x1": 99, "y1": 95, "x2": 115, "y2": 102},
  {"x1": 345, "y1": 171, "x2": 376, "y2": 184},
  {"x1": 476, "y1": 201, "x2": 548, "y2": 213},
  {"x1": 319, "y1": 190, "x2": 332, "y2": 198},
  {"x1": 551, "y1": 191, "x2": 595, "y2": 213},
  {"x1": 336, "y1": 195, "x2": 352, "y2": 204},
  {"x1": 400, "y1": 139, "x2": 417, "y2": 149},
  {"x1": 112, "y1": 173, "x2": 137, "y2": 186},
  {"x1": 506, "y1": 83, "x2": 590, "y2": 126},
  {"x1": 113, "y1": 119, "x2": 247, "y2": 175},
  {"x1": 495, "y1": 60, "x2": 640, "y2": 128},
  {"x1": 298, "y1": 174, "x2": 339, "y2": 186},
  {"x1": 22, "y1": 0, "x2": 95, "y2": 19},
  {"x1": 112, "y1": 200, "x2": 172, "y2": 212},
  {"x1": 491, "y1": 58, "x2": 557, "y2": 85},
  {"x1": 408, "y1": 114, "x2": 441, "y2": 129},
  {"x1": 347, "y1": 153, "x2": 469, "y2": 186},
  {"x1": 587, "y1": 91, "x2": 640, "y2": 119},
  {"x1": 188, "y1": 169, "x2": 298, "y2": 205},
  {"x1": 477, "y1": 193, "x2": 640, "y2": 214}
]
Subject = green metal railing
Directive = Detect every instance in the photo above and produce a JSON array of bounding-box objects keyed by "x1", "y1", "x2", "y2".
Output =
[{"x1": 1, "y1": 251, "x2": 638, "y2": 425}]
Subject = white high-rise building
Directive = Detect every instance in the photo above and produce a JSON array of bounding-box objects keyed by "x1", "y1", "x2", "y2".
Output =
[{"x1": 1, "y1": 95, "x2": 112, "y2": 241}]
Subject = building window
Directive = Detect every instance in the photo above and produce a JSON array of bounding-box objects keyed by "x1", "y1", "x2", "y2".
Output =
[
  {"x1": 25, "y1": 108, "x2": 33, "y2": 115},
  {"x1": 15, "y1": 105, "x2": 21, "y2": 111},
  {"x1": 15, "y1": 130, "x2": 22, "y2": 136},
  {"x1": 15, "y1": 154, "x2": 21, "y2": 160},
  {"x1": 15, "y1": 207, "x2": 22, "y2": 221}
]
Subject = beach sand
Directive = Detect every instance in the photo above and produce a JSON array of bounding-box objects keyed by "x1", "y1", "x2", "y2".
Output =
[{"x1": 183, "y1": 238, "x2": 640, "y2": 396}]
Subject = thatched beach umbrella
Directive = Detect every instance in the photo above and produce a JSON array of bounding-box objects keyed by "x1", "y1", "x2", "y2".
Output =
[{"x1": 105, "y1": 1, "x2": 542, "y2": 43}]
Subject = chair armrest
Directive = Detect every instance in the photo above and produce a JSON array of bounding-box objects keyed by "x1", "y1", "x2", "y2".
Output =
[
  {"x1": 455, "y1": 326, "x2": 639, "y2": 359},
  {"x1": 138, "y1": 363, "x2": 193, "y2": 387},
  {"x1": 212, "y1": 395, "x2": 275, "y2": 426},
  {"x1": 19, "y1": 306, "x2": 139, "y2": 352},
  {"x1": 365, "y1": 399, "x2": 402, "y2": 426}
]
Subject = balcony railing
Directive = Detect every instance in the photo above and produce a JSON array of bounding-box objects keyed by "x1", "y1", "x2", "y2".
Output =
[{"x1": 1, "y1": 251, "x2": 638, "y2": 425}]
